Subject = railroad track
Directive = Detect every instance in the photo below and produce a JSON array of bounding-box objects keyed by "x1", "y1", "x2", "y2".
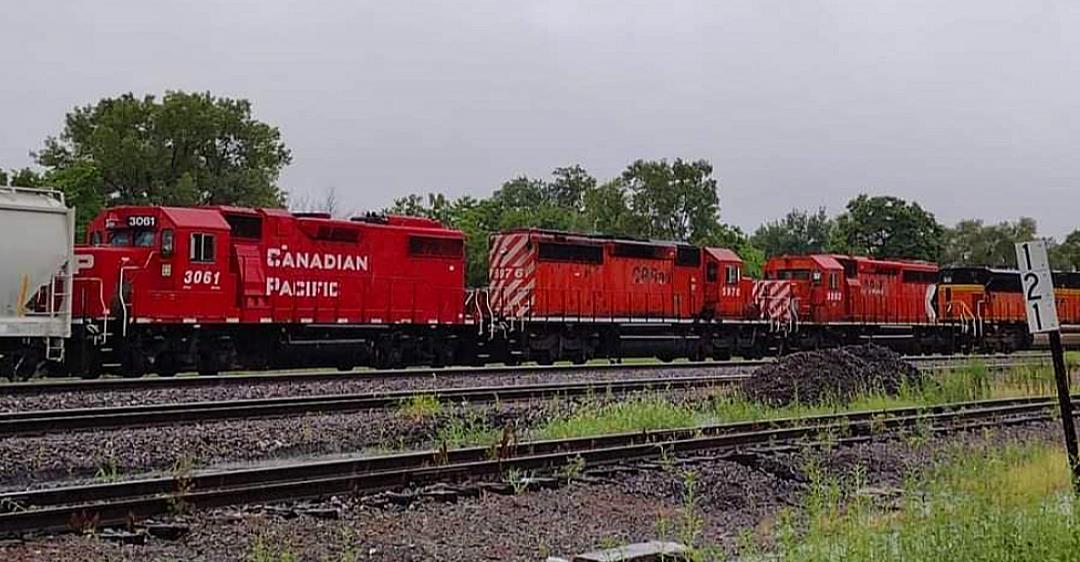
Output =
[
  {"x1": 0, "y1": 375, "x2": 745, "y2": 437},
  {"x1": 0, "y1": 393, "x2": 1068, "y2": 537},
  {"x1": 0, "y1": 353, "x2": 1053, "y2": 436},
  {"x1": 0, "y1": 352, "x2": 1051, "y2": 395}
]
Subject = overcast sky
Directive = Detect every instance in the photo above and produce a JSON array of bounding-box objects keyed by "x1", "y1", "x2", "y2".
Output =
[{"x1": 3, "y1": 1, "x2": 1078, "y2": 236}]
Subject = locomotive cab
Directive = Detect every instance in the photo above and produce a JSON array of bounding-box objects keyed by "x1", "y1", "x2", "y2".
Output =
[
  {"x1": 763, "y1": 255, "x2": 846, "y2": 322},
  {"x1": 701, "y1": 247, "x2": 749, "y2": 318},
  {"x1": 72, "y1": 207, "x2": 233, "y2": 376},
  {"x1": 76, "y1": 207, "x2": 233, "y2": 323}
]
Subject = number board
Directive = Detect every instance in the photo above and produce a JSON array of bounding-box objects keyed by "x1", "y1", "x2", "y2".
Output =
[
  {"x1": 127, "y1": 215, "x2": 156, "y2": 228},
  {"x1": 1015, "y1": 240, "x2": 1060, "y2": 334}
]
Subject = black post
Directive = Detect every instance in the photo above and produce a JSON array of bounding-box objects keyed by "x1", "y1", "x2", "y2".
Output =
[{"x1": 1049, "y1": 330, "x2": 1080, "y2": 493}]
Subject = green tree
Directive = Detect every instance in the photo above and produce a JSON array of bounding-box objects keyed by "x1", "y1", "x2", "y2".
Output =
[
  {"x1": 5, "y1": 167, "x2": 45, "y2": 187},
  {"x1": 832, "y1": 194, "x2": 944, "y2": 261},
  {"x1": 617, "y1": 158, "x2": 722, "y2": 243},
  {"x1": 35, "y1": 91, "x2": 291, "y2": 231},
  {"x1": 582, "y1": 179, "x2": 638, "y2": 237},
  {"x1": 751, "y1": 208, "x2": 834, "y2": 257},
  {"x1": 941, "y1": 218, "x2": 1038, "y2": 267},
  {"x1": 1050, "y1": 230, "x2": 1080, "y2": 271},
  {"x1": 544, "y1": 164, "x2": 594, "y2": 210}
]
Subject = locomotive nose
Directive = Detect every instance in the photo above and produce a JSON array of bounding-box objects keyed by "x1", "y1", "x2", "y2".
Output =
[{"x1": 71, "y1": 246, "x2": 150, "y2": 319}]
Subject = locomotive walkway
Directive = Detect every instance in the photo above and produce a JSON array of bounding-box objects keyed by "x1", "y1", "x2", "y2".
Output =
[{"x1": 0, "y1": 393, "x2": 1070, "y2": 536}]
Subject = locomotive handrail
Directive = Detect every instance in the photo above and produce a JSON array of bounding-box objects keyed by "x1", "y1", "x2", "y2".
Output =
[{"x1": 117, "y1": 252, "x2": 157, "y2": 337}]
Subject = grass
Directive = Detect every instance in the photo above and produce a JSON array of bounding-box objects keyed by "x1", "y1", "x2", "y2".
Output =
[
  {"x1": 396, "y1": 393, "x2": 441, "y2": 421},
  {"x1": 525, "y1": 361, "x2": 1066, "y2": 443},
  {"x1": 246, "y1": 530, "x2": 362, "y2": 562},
  {"x1": 738, "y1": 440, "x2": 1080, "y2": 561},
  {"x1": 535, "y1": 395, "x2": 699, "y2": 440},
  {"x1": 434, "y1": 409, "x2": 501, "y2": 448}
]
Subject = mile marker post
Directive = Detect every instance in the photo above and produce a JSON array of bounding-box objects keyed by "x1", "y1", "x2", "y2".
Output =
[{"x1": 1016, "y1": 240, "x2": 1080, "y2": 493}]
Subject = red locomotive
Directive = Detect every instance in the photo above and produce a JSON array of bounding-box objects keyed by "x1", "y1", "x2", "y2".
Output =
[
  {"x1": 70, "y1": 206, "x2": 467, "y2": 376},
  {"x1": 484, "y1": 229, "x2": 754, "y2": 363},
  {"x1": 761, "y1": 254, "x2": 949, "y2": 353}
]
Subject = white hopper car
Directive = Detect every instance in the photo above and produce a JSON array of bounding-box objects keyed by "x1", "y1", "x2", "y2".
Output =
[{"x1": 0, "y1": 186, "x2": 75, "y2": 378}]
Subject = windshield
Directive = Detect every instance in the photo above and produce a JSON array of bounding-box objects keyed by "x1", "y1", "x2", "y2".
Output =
[
  {"x1": 774, "y1": 269, "x2": 811, "y2": 281},
  {"x1": 108, "y1": 229, "x2": 155, "y2": 248},
  {"x1": 109, "y1": 230, "x2": 132, "y2": 246}
]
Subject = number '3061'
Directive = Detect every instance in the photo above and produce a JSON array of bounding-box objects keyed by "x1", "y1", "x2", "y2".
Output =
[{"x1": 183, "y1": 270, "x2": 221, "y2": 286}]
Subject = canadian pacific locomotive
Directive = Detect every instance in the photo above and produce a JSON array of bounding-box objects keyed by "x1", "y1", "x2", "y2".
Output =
[{"x1": 5, "y1": 202, "x2": 1079, "y2": 379}]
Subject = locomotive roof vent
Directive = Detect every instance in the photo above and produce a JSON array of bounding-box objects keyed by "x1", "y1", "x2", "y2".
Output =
[
  {"x1": 294, "y1": 212, "x2": 332, "y2": 219},
  {"x1": 350, "y1": 213, "x2": 389, "y2": 225}
]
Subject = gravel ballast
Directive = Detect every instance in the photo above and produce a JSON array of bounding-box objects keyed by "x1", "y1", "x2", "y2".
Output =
[
  {"x1": 0, "y1": 389, "x2": 713, "y2": 492},
  {"x1": 0, "y1": 423, "x2": 1058, "y2": 562},
  {"x1": 0, "y1": 365, "x2": 750, "y2": 413},
  {"x1": 741, "y1": 344, "x2": 926, "y2": 406}
]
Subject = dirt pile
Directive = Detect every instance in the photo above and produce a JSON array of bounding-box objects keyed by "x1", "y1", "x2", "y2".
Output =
[{"x1": 741, "y1": 344, "x2": 925, "y2": 406}]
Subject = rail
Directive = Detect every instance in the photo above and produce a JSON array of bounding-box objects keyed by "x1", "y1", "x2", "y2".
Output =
[
  {"x1": 0, "y1": 375, "x2": 746, "y2": 436},
  {"x1": 0, "y1": 351, "x2": 1049, "y2": 394},
  {"x1": 0, "y1": 393, "x2": 1070, "y2": 536}
]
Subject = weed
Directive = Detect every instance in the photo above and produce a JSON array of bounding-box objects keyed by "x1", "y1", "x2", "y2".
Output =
[
  {"x1": 436, "y1": 409, "x2": 499, "y2": 448},
  {"x1": 398, "y1": 393, "x2": 441, "y2": 421},
  {"x1": 504, "y1": 468, "x2": 533, "y2": 495},
  {"x1": 247, "y1": 534, "x2": 298, "y2": 562},
  {"x1": 558, "y1": 454, "x2": 586, "y2": 483},
  {"x1": 534, "y1": 395, "x2": 697, "y2": 440},
  {"x1": 677, "y1": 469, "x2": 703, "y2": 547},
  {"x1": 752, "y1": 441, "x2": 1080, "y2": 561},
  {"x1": 95, "y1": 455, "x2": 121, "y2": 483},
  {"x1": 168, "y1": 454, "x2": 197, "y2": 516}
]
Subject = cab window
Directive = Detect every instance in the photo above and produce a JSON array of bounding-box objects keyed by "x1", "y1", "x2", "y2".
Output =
[
  {"x1": 190, "y1": 233, "x2": 216, "y2": 263},
  {"x1": 89, "y1": 231, "x2": 102, "y2": 246},
  {"x1": 706, "y1": 262, "x2": 718, "y2": 283},
  {"x1": 777, "y1": 269, "x2": 811, "y2": 281},
  {"x1": 109, "y1": 230, "x2": 132, "y2": 247},
  {"x1": 828, "y1": 272, "x2": 840, "y2": 290},
  {"x1": 725, "y1": 265, "x2": 739, "y2": 285},
  {"x1": 811, "y1": 271, "x2": 823, "y2": 286},
  {"x1": 161, "y1": 229, "x2": 174, "y2": 257},
  {"x1": 134, "y1": 230, "x2": 155, "y2": 248}
]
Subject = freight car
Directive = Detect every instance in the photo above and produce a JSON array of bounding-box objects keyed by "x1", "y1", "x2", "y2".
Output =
[
  {"x1": 67, "y1": 206, "x2": 473, "y2": 377},
  {"x1": 0, "y1": 187, "x2": 75, "y2": 378}
]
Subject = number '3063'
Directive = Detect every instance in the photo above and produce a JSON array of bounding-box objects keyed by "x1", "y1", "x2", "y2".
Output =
[{"x1": 183, "y1": 270, "x2": 221, "y2": 286}]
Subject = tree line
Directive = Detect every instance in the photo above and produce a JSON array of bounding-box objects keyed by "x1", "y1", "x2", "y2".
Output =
[{"x1": 3, "y1": 90, "x2": 1079, "y2": 287}]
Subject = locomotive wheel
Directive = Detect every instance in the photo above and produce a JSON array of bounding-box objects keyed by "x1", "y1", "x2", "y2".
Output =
[
  {"x1": 155, "y1": 353, "x2": 178, "y2": 378},
  {"x1": 571, "y1": 350, "x2": 587, "y2": 365},
  {"x1": 534, "y1": 350, "x2": 555, "y2": 366},
  {"x1": 121, "y1": 351, "x2": 148, "y2": 378},
  {"x1": 75, "y1": 352, "x2": 102, "y2": 380},
  {"x1": 197, "y1": 353, "x2": 221, "y2": 376},
  {"x1": 373, "y1": 341, "x2": 403, "y2": 370}
]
